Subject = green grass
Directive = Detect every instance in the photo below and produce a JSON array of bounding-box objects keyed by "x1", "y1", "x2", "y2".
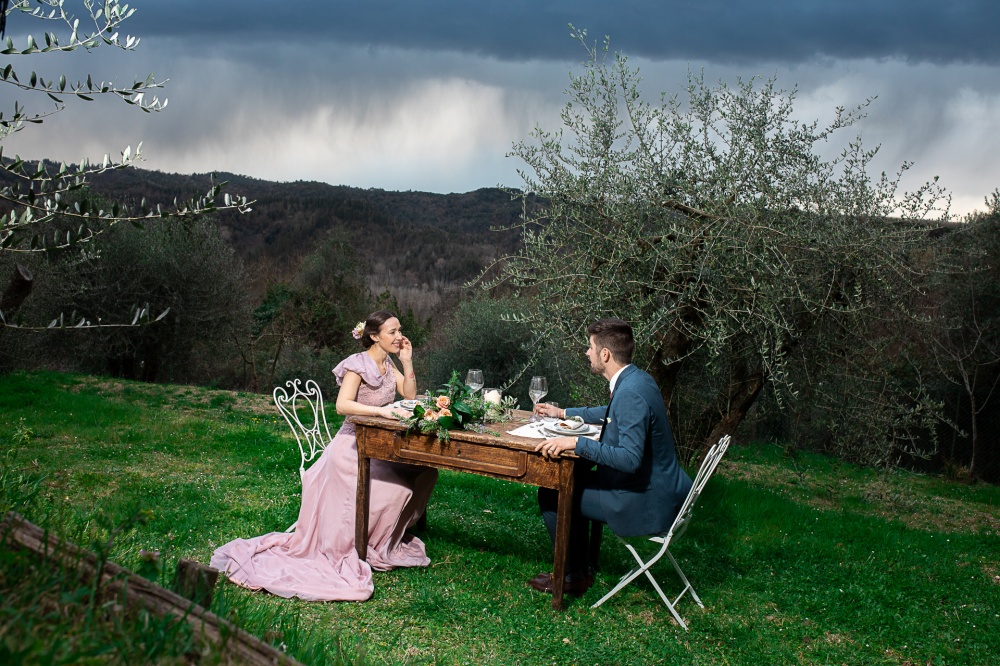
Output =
[{"x1": 2, "y1": 371, "x2": 999, "y2": 664}]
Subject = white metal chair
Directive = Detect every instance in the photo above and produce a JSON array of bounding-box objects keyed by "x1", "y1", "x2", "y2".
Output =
[
  {"x1": 273, "y1": 378, "x2": 334, "y2": 532},
  {"x1": 591, "y1": 435, "x2": 731, "y2": 630}
]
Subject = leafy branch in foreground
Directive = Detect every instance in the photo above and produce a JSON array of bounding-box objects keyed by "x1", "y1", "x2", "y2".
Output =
[
  {"x1": 1, "y1": 159, "x2": 252, "y2": 253},
  {"x1": 1, "y1": 0, "x2": 168, "y2": 142},
  {"x1": 0, "y1": 301, "x2": 167, "y2": 330},
  {"x1": 0, "y1": 0, "x2": 253, "y2": 331}
]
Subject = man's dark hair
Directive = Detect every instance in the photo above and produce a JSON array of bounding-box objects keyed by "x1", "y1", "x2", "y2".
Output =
[{"x1": 587, "y1": 318, "x2": 634, "y2": 364}]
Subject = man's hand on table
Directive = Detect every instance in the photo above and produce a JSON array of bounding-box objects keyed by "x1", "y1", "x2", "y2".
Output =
[{"x1": 535, "y1": 436, "x2": 576, "y2": 460}]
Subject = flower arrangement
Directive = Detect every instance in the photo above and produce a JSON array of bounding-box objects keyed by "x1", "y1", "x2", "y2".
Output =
[
  {"x1": 351, "y1": 321, "x2": 365, "y2": 340},
  {"x1": 401, "y1": 371, "x2": 518, "y2": 441}
]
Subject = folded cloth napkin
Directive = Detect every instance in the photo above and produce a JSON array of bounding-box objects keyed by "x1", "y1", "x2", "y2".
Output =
[
  {"x1": 507, "y1": 423, "x2": 549, "y2": 438},
  {"x1": 553, "y1": 418, "x2": 587, "y2": 433}
]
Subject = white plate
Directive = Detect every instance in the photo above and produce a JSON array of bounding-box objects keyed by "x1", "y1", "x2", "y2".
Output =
[
  {"x1": 390, "y1": 399, "x2": 420, "y2": 410},
  {"x1": 542, "y1": 424, "x2": 599, "y2": 438}
]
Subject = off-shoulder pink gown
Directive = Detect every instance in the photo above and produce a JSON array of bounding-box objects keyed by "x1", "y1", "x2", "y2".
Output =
[{"x1": 210, "y1": 353, "x2": 438, "y2": 601}]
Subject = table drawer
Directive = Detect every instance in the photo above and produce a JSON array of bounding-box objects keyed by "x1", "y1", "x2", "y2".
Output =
[{"x1": 392, "y1": 432, "x2": 528, "y2": 479}]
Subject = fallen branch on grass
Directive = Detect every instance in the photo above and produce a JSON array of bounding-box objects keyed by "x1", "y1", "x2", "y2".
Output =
[{"x1": 1, "y1": 510, "x2": 301, "y2": 666}]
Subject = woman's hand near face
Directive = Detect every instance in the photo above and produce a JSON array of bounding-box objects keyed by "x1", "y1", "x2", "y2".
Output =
[
  {"x1": 395, "y1": 336, "x2": 417, "y2": 399},
  {"x1": 397, "y1": 335, "x2": 413, "y2": 361}
]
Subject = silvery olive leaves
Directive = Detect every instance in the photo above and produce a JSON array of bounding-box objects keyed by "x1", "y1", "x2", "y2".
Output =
[{"x1": 491, "y1": 29, "x2": 949, "y2": 464}]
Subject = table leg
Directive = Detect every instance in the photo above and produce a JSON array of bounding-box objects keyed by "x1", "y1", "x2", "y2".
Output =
[
  {"x1": 552, "y1": 458, "x2": 575, "y2": 611},
  {"x1": 355, "y1": 432, "x2": 371, "y2": 561}
]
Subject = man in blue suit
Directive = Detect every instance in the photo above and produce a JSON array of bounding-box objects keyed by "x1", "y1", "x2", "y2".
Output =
[{"x1": 529, "y1": 318, "x2": 693, "y2": 595}]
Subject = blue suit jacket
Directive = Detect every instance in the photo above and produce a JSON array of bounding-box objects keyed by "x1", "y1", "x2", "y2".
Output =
[{"x1": 567, "y1": 365, "x2": 692, "y2": 537}]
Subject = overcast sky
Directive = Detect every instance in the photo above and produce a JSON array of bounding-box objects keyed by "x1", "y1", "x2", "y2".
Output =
[{"x1": 2, "y1": 0, "x2": 998, "y2": 217}]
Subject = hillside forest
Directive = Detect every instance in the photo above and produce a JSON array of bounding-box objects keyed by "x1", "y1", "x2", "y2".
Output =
[
  {"x1": 3, "y1": 3, "x2": 998, "y2": 489},
  {"x1": 1, "y1": 165, "x2": 999, "y2": 485}
]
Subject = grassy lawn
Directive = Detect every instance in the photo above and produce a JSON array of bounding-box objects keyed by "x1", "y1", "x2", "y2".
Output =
[{"x1": 2, "y1": 371, "x2": 999, "y2": 664}]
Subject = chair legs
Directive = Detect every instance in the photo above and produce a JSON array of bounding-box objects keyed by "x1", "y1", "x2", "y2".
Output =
[
  {"x1": 664, "y1": 550, "x2": 703, "y2": 609},
  {"x1": 590, "y1": 435, "x2": 729, "y2": 629},
  {"x1": 590, "y1": 536, "x2": 693, "y2": 631}
]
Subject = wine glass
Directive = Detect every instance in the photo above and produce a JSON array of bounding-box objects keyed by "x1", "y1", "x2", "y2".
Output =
[
  {"x1": 528, "y1": 376, "x2": 548, "y2": 422},
  {"x1": 465, "y1": 369, "x2": 484, "y2": 394}
]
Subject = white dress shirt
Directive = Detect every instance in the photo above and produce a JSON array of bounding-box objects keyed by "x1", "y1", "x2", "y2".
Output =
[{"x1": 609, "y1": 364, "x2": 632, "y2": 395}]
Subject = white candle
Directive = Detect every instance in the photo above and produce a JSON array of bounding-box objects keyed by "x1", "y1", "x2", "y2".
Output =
[{"x1": 484, "y1": 389, "x2": 502, "y2": 405}]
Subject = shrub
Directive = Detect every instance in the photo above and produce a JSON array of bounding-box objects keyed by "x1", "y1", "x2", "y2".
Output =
[
  {"x1": 421, "y1": 297, "x2": 585, "y2": 409},
  {"x1": 2, "y1": 218, "x2": 252, "y2": 385}
]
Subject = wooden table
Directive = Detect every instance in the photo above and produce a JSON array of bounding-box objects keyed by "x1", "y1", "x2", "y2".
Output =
[{"x1": 350, "y1": 411, "x2": 577, "y2": 610}]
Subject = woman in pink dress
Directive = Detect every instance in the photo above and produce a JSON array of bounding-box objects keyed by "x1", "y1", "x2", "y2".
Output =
[{"x1": 211, "y1": 310, "x2": 438, "y2": 601}]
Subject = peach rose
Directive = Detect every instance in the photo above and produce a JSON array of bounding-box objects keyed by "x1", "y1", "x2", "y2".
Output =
[
  {"x1": 424, "y1": 410, "x2": 440, "y2": 421},
  {"x1": 436, "y1": 395, "x2": 451, "y2": 409},
  {"x1": 438, "y1": 408, "x2": 452, "y2": 418}
]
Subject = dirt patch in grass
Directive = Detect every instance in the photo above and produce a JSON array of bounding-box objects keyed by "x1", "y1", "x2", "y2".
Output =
[
  {"x1": 823, "y1": 631, "x2": 847, "y2": 645},
  {"x1": 67, "y1": 375, "x2": 277, "y2": 416},
  {"x1": 629, "y1": 609, "x2": 658, "y2": 626}
]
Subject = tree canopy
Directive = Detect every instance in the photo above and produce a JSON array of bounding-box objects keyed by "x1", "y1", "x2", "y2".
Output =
[{"x1": 495, "y1": 32, "x2": 951, "y2": 462}]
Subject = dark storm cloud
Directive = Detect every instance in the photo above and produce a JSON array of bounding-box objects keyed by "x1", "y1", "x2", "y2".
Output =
[
  {"x1": 5, "y1": 0, "x2": 997, "y2": 216},
  {"x1": 130, "y1": 0, "x2": 999, "y2": 65}
]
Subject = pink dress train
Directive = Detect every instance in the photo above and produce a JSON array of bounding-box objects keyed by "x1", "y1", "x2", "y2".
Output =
[{"x1": 210, "y1": 353, "x2": 438, "y2": 601}]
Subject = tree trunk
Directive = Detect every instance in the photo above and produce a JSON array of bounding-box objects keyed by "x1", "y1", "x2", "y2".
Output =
[
  {"x1": 968, "y1": 392, "x2": 978, "y2": 478},
  {"x1": 173, "y1": 558, "x2": 220, "y2": 608},
  {"x1": 699, "y1": 365, "x2": 766, "y2": 465},
  {"x1": 0, "y1": 263, "x2": 34, "y2": 315},
  {"x1": 648, "y1": 326, "x2": 691, "y2": 410}
]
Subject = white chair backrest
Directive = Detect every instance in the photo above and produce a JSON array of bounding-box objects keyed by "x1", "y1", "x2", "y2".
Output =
[
  {"x1": 664, "y1": 435, "x2": 731, "y2": 542},
  {"x1": 273, "y1": 379, "x2": 334, "y2": 477}
]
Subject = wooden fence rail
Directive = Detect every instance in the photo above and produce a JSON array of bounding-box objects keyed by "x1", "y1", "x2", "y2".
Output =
[{"x1": 1, "y1": 510, "x2": 302, "y2": 666}]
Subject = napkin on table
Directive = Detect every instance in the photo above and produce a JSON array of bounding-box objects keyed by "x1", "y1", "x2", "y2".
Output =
[
  {"x1": 507, "y1": 422, "x2": 602, "y2": 439},
  {"x1": 507, "y1": 423, "x2": 549, "y2": 438}
]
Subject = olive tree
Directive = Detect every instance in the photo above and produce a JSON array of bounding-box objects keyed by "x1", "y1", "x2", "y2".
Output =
[
  {"x1": 6, "y1": 216, "x2": 252, "y2": 383},
  {"x1": 493, "y1": 32, "x2": 950, "y2": 463},
  {"x1": 0, "y1": 0, "x2": 250, "y2": 330}
]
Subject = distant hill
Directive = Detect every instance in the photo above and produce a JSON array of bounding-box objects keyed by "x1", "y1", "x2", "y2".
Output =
[
  {"x1": 2, "y1": 162, "x2": 526, "y2": 302},
  {"x1": 81, "y1": 167, "x2": 526, "y2": 290}
]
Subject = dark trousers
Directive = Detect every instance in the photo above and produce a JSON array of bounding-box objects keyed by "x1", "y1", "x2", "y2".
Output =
[{"x1": 537, "y1": 465, "x2": 608, "y2": 578}]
